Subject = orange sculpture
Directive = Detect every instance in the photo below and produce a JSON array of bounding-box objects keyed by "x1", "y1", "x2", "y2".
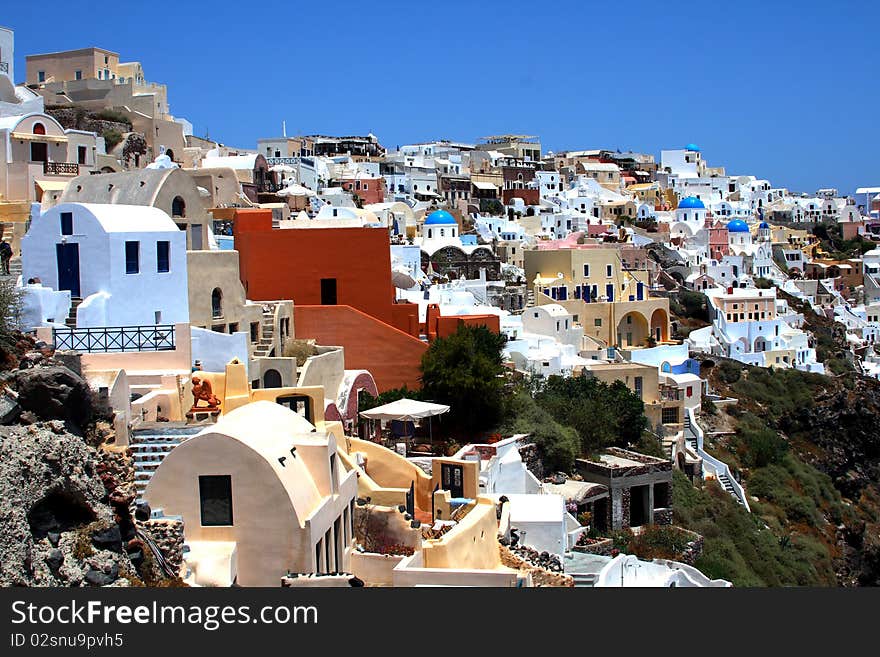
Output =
[{"x1": 189, "y1": 376, "x2": 221, "y2": 415}]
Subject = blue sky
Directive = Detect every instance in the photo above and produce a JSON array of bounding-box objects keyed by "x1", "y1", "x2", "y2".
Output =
[{"x1": 4, "y1": 1, "x2": 878, "y2": 194}]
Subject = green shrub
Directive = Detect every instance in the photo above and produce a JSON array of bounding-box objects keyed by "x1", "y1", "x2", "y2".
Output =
[
  {"x1": 718, "y1": 360, "x2": 742, "y2": 384},
  {"x1": 102, "y1": 128, "x2": 124, "y2": 152}
]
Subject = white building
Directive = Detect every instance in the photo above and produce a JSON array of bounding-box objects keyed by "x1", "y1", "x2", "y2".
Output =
[
  {"x1": 687, "y1": 285, "x2": 823, "y2": 373},
  {"x1": 146, "y1": 401, "x2": 358, "y2": 587},
  {"x1": 21, "y1": 202, "x2": 189, "y2": 328}
]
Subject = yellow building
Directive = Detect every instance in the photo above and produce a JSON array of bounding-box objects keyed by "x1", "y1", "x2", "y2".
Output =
[
  {"x1": 575, "y1": 361, "x2": 685, "y2": 430},
  {"x1": 524, "y1": 246, "x2": 671, "y2": 347}
]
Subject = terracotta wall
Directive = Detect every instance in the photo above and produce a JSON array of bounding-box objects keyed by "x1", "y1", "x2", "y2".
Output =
[
  {"x1": 235, "y1": 211, "x2": 401, "y2": 326},
  {"x1": 294, "y1": 305, "x2": 426, "y2": 391}
]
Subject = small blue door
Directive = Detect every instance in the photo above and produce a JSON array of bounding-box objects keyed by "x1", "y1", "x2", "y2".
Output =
[{"x1": 56, "y1": 243, "x2": 80, "y2": 297}]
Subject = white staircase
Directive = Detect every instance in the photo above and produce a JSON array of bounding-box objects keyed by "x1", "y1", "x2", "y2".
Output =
[
  {"x1": 130, "y1": 425, "x2": 204, "y2": 499},
  {"x1": 254, "y1": 303, "x2": 280, "y2": 358},
  {"x1": 570, "y1": 572, "x2": 597, "y2": 588},
  {"x1": 686, "y1": 408, "x2": 750, "y2": 511}
]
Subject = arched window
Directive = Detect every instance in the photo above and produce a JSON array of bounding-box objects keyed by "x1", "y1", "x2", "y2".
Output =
[
  {"x1": 171, "y1": 196, "x2": 186, "y2": 218},
  {"x1": 32, "y1": 123, "x2": 46, "y2": 135},
  {"x1": 212, "y1": 288, "x2": 223, "y2": 318}
]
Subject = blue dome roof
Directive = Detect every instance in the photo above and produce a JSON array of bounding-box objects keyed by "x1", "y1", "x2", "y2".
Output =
[
  {"x1": 686, "y1": 143, "x2": 700, "y2": 152},
  {"x1": 727, "y1": 219, "x2": 750, "y2": 233},
  {"x1": 425, "y1": 209, "x2": 456, "y2": 225},
  {"x1": 759, "y1": 221, "x2": 770, "y2": 229},
  {"x1": 678, "y1": 196, "x2": 705, "y2": 210}
]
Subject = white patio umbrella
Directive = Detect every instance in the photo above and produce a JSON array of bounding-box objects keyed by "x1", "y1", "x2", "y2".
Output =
[
  {"x1": 359, "y1": 398, "x2": 450, "y2": 449},
  {"x1": 269, "y1": 164, "x2": 295, "y2": 173}
]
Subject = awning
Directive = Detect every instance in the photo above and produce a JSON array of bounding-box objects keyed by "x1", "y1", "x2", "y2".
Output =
[
  {"x1": 359, "y1": 398, "x2": 450, "y2": 422},
  {"x1": 11, "y1": 132, "x2": 67, "y2": 143},
  {"x1": 472, "y1": 181, "x2": 498, "y2": 190},
  {"x1": 415, "y1": 190, "x2": 440, "y2": 197},
  {"x1": 34, "y1": 179, "x2": 70, "y2": 192}
]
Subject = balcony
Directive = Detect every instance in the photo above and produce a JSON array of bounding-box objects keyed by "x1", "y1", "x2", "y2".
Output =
[
  {"x1": 0, "y1": 62, "x2": 8, "y2": 74},
  {"x1": 43, "y1": 161, "x2": 80, "y2": 176},
  {"x1": 52, "y1": 325, "x2": 176, "y2": 353}
]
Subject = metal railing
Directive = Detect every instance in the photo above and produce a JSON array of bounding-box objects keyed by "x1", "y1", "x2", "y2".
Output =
[
  {"x1": 43, "y1": 161, "x2": 80, "y2": 176},
  {"x1": 0, "y1": 62, "x2": 8, "y2": 74},
  {"x1": 53, "y1": 325, "x2": 176, "y2": 353}
]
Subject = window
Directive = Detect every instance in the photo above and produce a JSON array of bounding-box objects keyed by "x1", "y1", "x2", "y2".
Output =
[
  {"x1": 662, "y1": 407, "x2": 680, "y2": 424},
  {"x1": 156, "y1": 241, "x2": 170, "y2": 273},
  {"x1": 583, "y1": 264, "x2": 590, "y2": 278},
  {"x1": 686, "y1": 386, "x2": 693, "y2": 398},
  {"x1": 212, "y1": 288, "x2": 223, "y2": 318},
  {"x1": 60, "y1": 212, "x2": 73, "y2": 236},
  {"x1": 171, "y1": 196, "x2": 186, "y2": 218},
  {"x1": 77, "y1": 145, "x2": 87, "y2": 164},
  {"x1": 75, "y1": 70, "x2": 82, "y2": 80},
  {"x1": 634, "y1": 376, "x2": 643, "y2": 399},
  {"x1": 199, "y1": 475, "x2": 233, "y2": 526},
  {"x1": 594, "y1": 318, "x2": 602, "y2": 327},
  {"x1": 250, "y1": 322, "x2": 260, "y2": 343},
  {"x1": 125, "y1": 241, "x2": 139, "y2": 274},
  {"x1": 38, "y1": 71, "x2": 45, "y2": 82},
  {"x1": 606, "y1": 264, "x2": 613, "y2": 277}
]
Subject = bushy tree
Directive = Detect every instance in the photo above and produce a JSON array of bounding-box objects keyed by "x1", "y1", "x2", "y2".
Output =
[
  {"x1": 497, "y1": 388, "x2": 580, "y2": 472},
  {"x1": 420, "y1": 324, "x2": 507, "y2": 434},
  {"x1": 534, "y1": 375, "x2": 647, "y2": 455}
]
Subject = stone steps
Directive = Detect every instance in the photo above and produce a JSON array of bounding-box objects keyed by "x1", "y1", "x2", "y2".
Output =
[
  {"x1": 570, "y1": 573, "x2": 597, "y2": 588},
  {"x1": 130, "y1": 429, "x2": 201, "y2": 499}
]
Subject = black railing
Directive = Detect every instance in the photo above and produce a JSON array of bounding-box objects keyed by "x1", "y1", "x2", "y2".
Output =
[
  {"x1": 53, "y1": 325, "x2": 176, "y2": 353},
  {"x1": 0, "y1": 62, "x2": 8, "y2": 74},
  {"x1": 44, "y1": 161, "x2": 80, "y2": 176}
]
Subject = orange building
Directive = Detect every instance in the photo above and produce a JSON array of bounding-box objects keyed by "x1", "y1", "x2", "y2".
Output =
[
  {"x1": 235, "y1": 209, "x2": 418, "y2": 331},
  {"x1": 234, "y1": 209, "x2": 501, "y2": 391},
  {"x1": 234, "y1": 209, "x2": 423, "y2": 390}
]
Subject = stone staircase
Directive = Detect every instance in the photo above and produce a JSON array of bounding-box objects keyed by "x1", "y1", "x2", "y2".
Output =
[
  {"x1": 253, "y1": 303, "x2": 280, "y2": 358},
  {"x1": 130, "y1": 425, "x2": 204, "y2": 500},
  {"x1": 717, "y1": 472, "x2": 744, "y2": 506},
  {"x1": 526, "y1": 289, "x2": 535, "y2": 308},
  {"x1": 570, "y1": 572, "x2": 597, "y2": 588},
  {"x1": 65, "y1": 297, "x2": 83, "y2": 328}
]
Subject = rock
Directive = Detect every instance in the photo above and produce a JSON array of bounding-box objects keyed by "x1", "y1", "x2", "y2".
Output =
[
  {"x1": 134, "y1": 502, "x2": 151, "y2": 522},
  {"x1": 84, "y1": 563, "x2": 118, "y2": 586},
  {"x1": 45, "y1": 549, "x2": 63, "y2": 571},
  {"x1": 47, "y1": 532, "x2": 60, "y2": 547},
  {"x1": 0, "y1": 394, "x2": 20, "y2": 425},
  {"x1": 12, "y1": 366, "x2": 108, "y2": 435},
  {"x1": 18, "y1": 411, "x2": 36, "y2": 425},
  {"x1": 91, "y1": 525, "x2": 122, "y2": 552}
]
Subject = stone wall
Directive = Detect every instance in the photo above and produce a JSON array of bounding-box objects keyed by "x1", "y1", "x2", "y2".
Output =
[
  {"x1": 654, "y1": 508, "x2": 674, "y2": 526},
  {"x1": 517, "y1": 442, "x2": 544, "y2": 480},
  {"x1": 499, "y1": 545, "x2": 573, "y2": 587},
  {"x1": 573, "y1": 538, "x2": 614, "y2": 556},
  {"x1": 140, "y1": 518, "x2": 185, "y2": 576}
]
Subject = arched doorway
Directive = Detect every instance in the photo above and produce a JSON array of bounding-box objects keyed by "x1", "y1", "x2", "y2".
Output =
[
  {"x1": 172, "y1": 196, "x2": 186, "y2": 218},
  {"x1": 616, "y1": 312, "x2": 649, "y2": 347},
  {"x1": 263, "y1": 369, "x2": 282, "y2": 388},
  {"x1": 650, "y1": 308, "x2": 669, "y2": 342},
  {"x1": 31, "y1": 123, "x2": 48, "y2": 162}
]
